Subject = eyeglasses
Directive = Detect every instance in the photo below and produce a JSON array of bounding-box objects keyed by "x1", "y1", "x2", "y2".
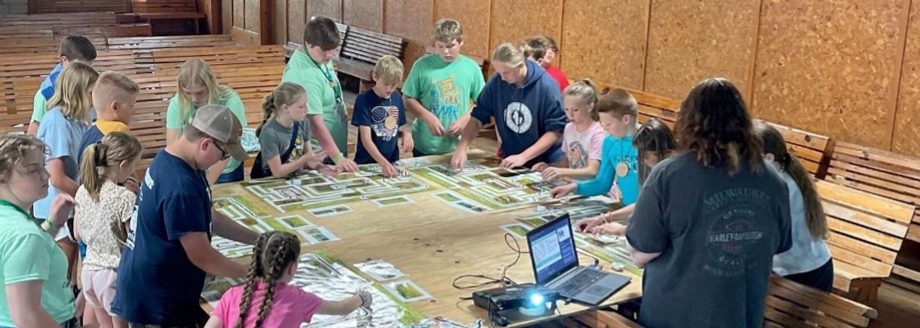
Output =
[{"x1": 213, "y1": 140, "x2": 230, "y2": 161}]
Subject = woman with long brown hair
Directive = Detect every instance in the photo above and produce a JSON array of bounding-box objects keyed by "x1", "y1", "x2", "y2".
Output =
[{"x1": 624, "y1": 78, "x2": 792, "y2": 328}]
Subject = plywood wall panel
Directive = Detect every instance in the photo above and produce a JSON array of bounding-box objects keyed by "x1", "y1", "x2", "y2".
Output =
[
  {"x1": 343, "y1": 0, "x2": 382, "y2": 32},
  {"x1": 245, "y1": 0, "x2": 260, "y2": 32},
  {"x1": 233, "y1": 0, "x2": 244, "y2": 28},
  {"x1": 489, "y1": 0, "x2": 563, "y2": 65},
  {"x1": 385, "y1": 0, "x2": 434, "y2": 71},
  {"x1": 222, "y1": 0, "x2": 232, "y2": 34},
  {"x1": 893, "y1": 2, "x2": 920, "y2": 155},
  {"x1": 307, "y1": 0, "x2": 342, "y2": 21},
  {"x1": 752, "y1": 0, "x2": 909, "y2": 149},
  {"x1": 560, "y1": 0, "x2": 648, "y2": 90},
  {"x1": 644, "y1": 0, "x2": 759, "y2": 101},
  {"x1": 289, "y1": 0, "x2": 306, "y2": 43},
  {"x1": 433, "y1": 0, "x2": 491, "y2": 60},
  {"x1": 273, "y1": 0, "x2": 288, "y2": 44}
]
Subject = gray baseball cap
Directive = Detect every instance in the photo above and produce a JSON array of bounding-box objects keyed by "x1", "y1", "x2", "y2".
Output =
[{"x1": 190, "y1": 104, "x2": 248, "y2": 161}]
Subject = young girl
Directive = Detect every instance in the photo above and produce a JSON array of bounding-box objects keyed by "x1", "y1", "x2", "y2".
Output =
[
  {"x1": 74, "y1": 132, "x2": 142, "y2": 328},
  {"x1": 0, "y1": 135, "x2": 77, "y2": 327},
  {"x1": 533, "y1": 79, "x2": 604, "y2": 182},
  {"x1": 166, "y1": 59, "x2": 248, "y2": 184},
  {"x1": 756, "y1": 122, "x2": 833, "y2": 292},
  {"x1": 250, "y1": 82, "x2": 325, "y2": 179},
  {"x1": 34, "y1": 60, "x2": 98, "y2": 280},
  {"x1": 550, "y1": 89, "x2": 640, "y2": 206},
  {"x1": 577, "y1": 118, "x2": 676, "y2": 235},
  {"x1": 205, "y1": 231, "x2": 372, "y2": 328}
]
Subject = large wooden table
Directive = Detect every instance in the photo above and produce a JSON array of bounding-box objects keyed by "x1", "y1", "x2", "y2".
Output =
[{"x1": 208, "y1": 154, "x2": 643, "y2": 326}]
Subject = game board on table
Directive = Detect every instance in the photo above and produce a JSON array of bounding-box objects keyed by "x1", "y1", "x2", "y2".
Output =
[
  {"x1": 211, "y1": 195, "x2": 338, "y2": 258},
  {"x1": 411, "y1": 160, "x2": 566, "y2": 210},
  {"x1": 512, "y1": 199, "x2": 645, "y2": 276},
  {"x1": 202, "y1": 251, "x2": 428, "y2": 327},
  {"x1": 241, "y1": 165, "x2": 432, "y2": 213}
]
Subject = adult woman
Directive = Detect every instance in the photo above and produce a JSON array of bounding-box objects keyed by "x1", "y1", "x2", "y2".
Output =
[{"x1": 624, "y1": 78, "x2": 792, "y2": 328}]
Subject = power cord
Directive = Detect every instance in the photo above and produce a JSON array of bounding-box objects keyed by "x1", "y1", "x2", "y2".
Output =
[{"x1": 452, "y1": 233, "x2": 525, "y2": 292}]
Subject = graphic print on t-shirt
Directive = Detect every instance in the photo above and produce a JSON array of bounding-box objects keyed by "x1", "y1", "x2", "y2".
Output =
[
  {"x1": 370, "y1": 105, "x2": 399, "y2": 142},
  {"x1": 702, "y1": 188, "x2": 771, "y2": 277},
  {"x1": 290, "y1": 130, "x2": 305, "y2": 161},
  {"x1": 568, "y1": 141, "x2": 588, "y2": 168},
  {"x1": 505, "y1": 102, "x2": 533, "y2": 134},
  {"x1": 429, "y1": 76, "x2": 461, "y2": 120}
]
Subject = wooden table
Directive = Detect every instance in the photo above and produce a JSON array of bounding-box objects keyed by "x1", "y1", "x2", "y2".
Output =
[{"x1": 207, "y1": 154, "x2": 643, "y2": 326}]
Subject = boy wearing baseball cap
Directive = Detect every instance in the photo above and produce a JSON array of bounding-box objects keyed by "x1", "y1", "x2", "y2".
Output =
[{"x1": 112, "y1": 105, "x2": 259, "y2": 326}]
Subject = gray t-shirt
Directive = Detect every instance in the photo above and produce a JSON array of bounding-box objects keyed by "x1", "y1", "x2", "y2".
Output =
[
  {"x1": 258, "y1": 118, "x2": 311, "y2": 172},
  {"x1": 626, "y1": 151, "x2": 792, "y2": 328}
]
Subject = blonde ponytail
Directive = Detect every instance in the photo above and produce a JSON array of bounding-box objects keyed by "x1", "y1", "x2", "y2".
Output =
[{"x1": 79, "y1": 132, "x2": 143, "y2": 201}]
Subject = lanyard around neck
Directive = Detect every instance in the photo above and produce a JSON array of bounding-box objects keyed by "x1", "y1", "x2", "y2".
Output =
[
  {"x1": 0, "y1": 199, "x2": 31, "y2": 220},
  {"x1": 308, "y1": 54, "x2": 344, "y2": 104}
]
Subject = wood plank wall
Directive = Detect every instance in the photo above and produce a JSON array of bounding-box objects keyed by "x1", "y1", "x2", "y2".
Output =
[{"x1": 222, "y1": 0, "x2": 920, "y2": 157}]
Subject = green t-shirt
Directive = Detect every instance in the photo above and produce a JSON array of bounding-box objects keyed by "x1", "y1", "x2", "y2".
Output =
[
  {"x1": 31, "y1": 91, "x2": 47, "y2": 123},
  {"x1": 402, "y1": 54, "x2": 486, "y2": 155},
  {"x1": 0, "y1": 201, "x2": 76, "y2": 326},
  {"x1": 282, "y1": 49, "x2": 348, "y2": 156},
  {"x1": 165, "y1": 89, "x2": 247, "y2": 174}
]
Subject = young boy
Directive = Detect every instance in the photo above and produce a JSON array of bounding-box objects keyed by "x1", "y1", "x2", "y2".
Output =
[
  {"x1": 112, "y1": 105, "x2": 259, "y2": 327},
  {"x1": 28, "y1": 35, "x2": 97, "y2": 136},
  {"x1": 524, "y1": 36, "x2": 569, "y2": 92},
  {"x1": 282, "y1": 17, "x2": 358, "y2": 172},
  {"x1": 352, "y1": 55, "x2": 410, "y2": 178},
  {"x1": 403, "y1": 19, "x2": 486, "y2": 157},
  {"x1": 77, "y1": 71, "x2": 139, "y2": 168}
]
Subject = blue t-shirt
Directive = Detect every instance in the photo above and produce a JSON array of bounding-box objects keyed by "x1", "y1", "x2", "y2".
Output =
[
  {"x1": 351, "y1": 90, "x2": 407, "y2": 164},
  {"x1": 33, "y1": 108, "x2": 90, "y2": 219},
  {"x1": 76, "y1": 126, "x2": 104, "y2": 166},
  {"x1": 111, "y1": 150, "x2": 212, "y2": 325},
  {"x1": 40, "y1": 64, "x2": 62, "y2": 101},
  {"x1": 576, "y1": 135, "x2": 640, "y2": 205},
  {"x1": 472, "y1": 60, "x2": 566, "y2": 168}
]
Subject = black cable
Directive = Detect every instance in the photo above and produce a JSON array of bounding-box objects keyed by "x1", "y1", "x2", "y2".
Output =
[{"x1": 451, "y1": 233, "x2": 527, "y2": 291}]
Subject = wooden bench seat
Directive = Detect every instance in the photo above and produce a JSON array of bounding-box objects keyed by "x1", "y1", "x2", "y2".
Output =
[
  {"x1": 29, "y1": 1, "x2": 129, "y2": 14},
  {"x1": 824, "y1": 141, "x2": 920, "y2": 292},
  {"x1": 336, "y1": 25, "x2": 405, "y2": 84},
  {"x1": 130, "y1": 0, "x2": 198, "y2": 13},
  {"x1": 139, "y1": 45, "x2": 286, "y2": 72},
  {"x1": 762, "y1": 121, "x2": 834, "y2": 178},
  {"x1": 816, "y1": 180, "x2": 915, "y2": 306},
  {"x1": 0, "y1": 12, "x2": 118, "y2": 27},
  {"x1": 764, "y1": 275, "x2": 877, "y2": 328},
  {"x1": 106, "y1": 35, "x2": 238, "y2": 49}
]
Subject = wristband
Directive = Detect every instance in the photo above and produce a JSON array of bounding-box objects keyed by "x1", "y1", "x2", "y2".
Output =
[
  {"x1": 41, "y1": 220, "x2": 61, "y2": 231},
  {"x1": 332, "y1": 153, "x2": 345, "y2": 164}
]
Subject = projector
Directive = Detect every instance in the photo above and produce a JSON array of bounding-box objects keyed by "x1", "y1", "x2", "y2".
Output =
[{"x1": 472, "y1": 286, "x2": 559, "y2": 312}]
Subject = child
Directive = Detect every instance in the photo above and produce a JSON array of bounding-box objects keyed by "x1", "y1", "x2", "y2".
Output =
[
  {"x1": 451, "y1": 43, "x2": 567, "y2": 170},
  {"x1": 0, "y1": 135, "x2": 78, "y2": 327},
  {"x1": 250, "y1": 82, "x2": 326, "y2": 179},
  {"x1": 283, "y1": 17, "x2": 358, "y2": 172},
  {"x1": 205, "y1": 231, "x2": 372, "y2": 328},
  {"x1": 28, "y1": 35, "x2": 97, "y2": 136},
  {"x1": 403, "y1": 18, "x2": 486, "y2": 157},
  {"x1": 75, "y1": 132, "x2": 143, "y2": 328},
  {"x1": 166, "y1": 59, "x2": 248, "y2": 184},
  {"x1": 352, "y1": 55, "x2": 410, "y2": 178},
  {"x1": 577, "y1": 118, "x2": 676, "y2": 235},
  {"x1": 77, "y1": 71, "x2": 140, "y2": 173},
  {"x1": 523, "y1": 37, "x2": 568, "y2": 92},
  {"x1": 757, "y1": 122, "x2": 833, "y2": 292},
  {"x1": 550, "y1": 89, "x2": 640, "y2": 206},
  {"x1": 34, "y1": 61, "x2": 99, "y2": 280},
  {"x1": 533, "y1": 80, "x2": 604, "y2": 181}
]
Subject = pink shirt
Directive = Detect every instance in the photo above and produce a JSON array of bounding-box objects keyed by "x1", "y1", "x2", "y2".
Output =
[
  {"x1": 214, "y1": 280, "x2": 323, "y2": 328},
  {"x1": 562, "y1": 122, "x2": 605, "y2": 169}
]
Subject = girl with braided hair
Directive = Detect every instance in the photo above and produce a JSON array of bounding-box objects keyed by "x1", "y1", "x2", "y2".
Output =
[
  {"x1": 205, "y1": 231, "x2": 372, "y2": 328},
  {"x1": 74, "y1": 132, "x2": 142, "y2": 328}
]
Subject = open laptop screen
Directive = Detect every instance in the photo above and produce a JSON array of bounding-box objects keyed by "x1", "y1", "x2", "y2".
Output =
[{"x1": 527, "y1": 214, "x2": 578, "y2": 284}]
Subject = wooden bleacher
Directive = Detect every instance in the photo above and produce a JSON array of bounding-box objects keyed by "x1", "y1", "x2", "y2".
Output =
[
  {"x1": 106, "y1": 34, "x2": 237, "y2": 50},
  {"x1": 127, "y1": 0, "x2": 205, "y2": 35},
  {"x1": 825, "y1": 141, "x2": 920, "y2": 293},
  {"x1": 817, "y1": 180, "x2": 915, "y2": 306},
  {"x1": 29, "y1": 0, "x2": 129, "y2": 14},
  {"x1": 764, "y1": 276, "x2": 877, "y2": 328},
  {"x1": 338, "y1": 25, "x2": 405, "y2": 83}
]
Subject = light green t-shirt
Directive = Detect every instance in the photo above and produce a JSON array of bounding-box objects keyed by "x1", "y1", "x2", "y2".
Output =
[
  {"x1": 31, "y1": 90, "x2": 47, "y2": 123},
  {"x1": 165, "y1": 89, "x2": 247, "y2": 174},
  {"x1": 282, "y1": 49, "x2": 348, "y2": 156},
  {"x1": 402, "y1": 54, "x2": 486, "y2": 155},
  {"x1": 0, "y1": 201, "x2": 76, "y2": 326}
]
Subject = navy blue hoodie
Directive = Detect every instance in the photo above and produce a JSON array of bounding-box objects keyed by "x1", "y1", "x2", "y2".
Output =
[{"x1": 472, "y1": 60, "x2": 566, "y2": 167}]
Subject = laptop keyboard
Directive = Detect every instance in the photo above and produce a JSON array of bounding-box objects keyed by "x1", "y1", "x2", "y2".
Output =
[{"x1": 558, "y1": 269, "x2": 606, "y2": 296}]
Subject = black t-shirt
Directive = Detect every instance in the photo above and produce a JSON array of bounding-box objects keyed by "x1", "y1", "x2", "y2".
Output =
[{"x1": 626, "y1": 151, "x2": 792, "y2": 328}]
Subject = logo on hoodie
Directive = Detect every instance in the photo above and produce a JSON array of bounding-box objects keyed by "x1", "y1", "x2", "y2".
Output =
[{"x1": 504, "y1": 102, "x2": 532, "y2": 134}]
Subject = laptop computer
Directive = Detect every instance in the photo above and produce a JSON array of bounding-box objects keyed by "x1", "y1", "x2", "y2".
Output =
[{"x1": 526, "y1": 214, "x2": 631, "y2": 305}]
